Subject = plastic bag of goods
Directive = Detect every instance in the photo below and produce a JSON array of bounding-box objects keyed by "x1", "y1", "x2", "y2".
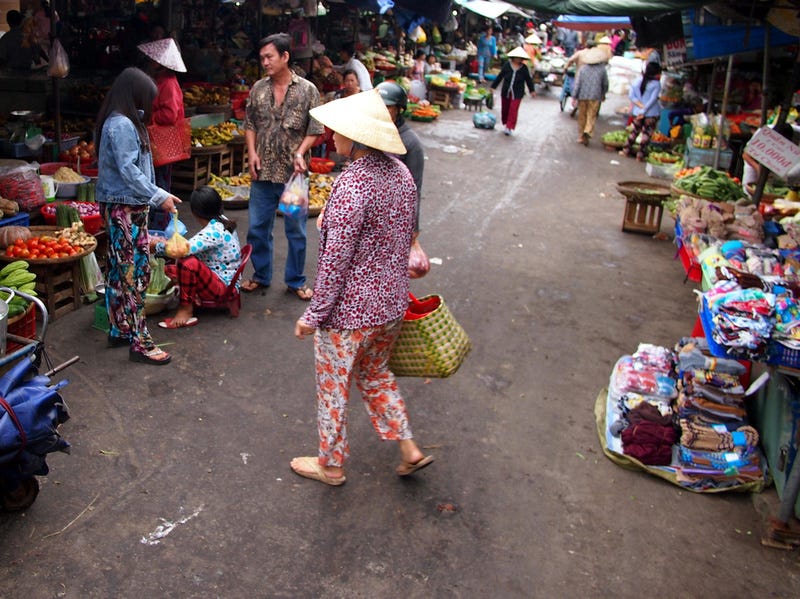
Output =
[{"x1": 473, "y1": 111, "x2": 497, "y2": 130}]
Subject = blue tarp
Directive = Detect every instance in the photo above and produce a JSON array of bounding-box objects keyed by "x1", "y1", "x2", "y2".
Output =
[
  {"x1": 682, "y1": 8, "x2": 798, "y2": 62},
  {"x1": 553, "y1": 15, "x2": 632, "y2": 31}
]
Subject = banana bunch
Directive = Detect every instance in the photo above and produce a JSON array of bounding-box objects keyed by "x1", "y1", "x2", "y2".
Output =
[
  {"x1": 192, "y1": 122, "x2": 238, "y2": 147},
  {"x1": 674, "y1": 166, "x2": 746, "y2": 203},
  {"x1": 183, "y1": 85, "x2": 231, "y2": 107},
  {"x1": 208, "y1": 173, "x2": 252, "y2": 199},
  {"x1": 0, "y1": 260, "x2": 37, "y2": 318},
  {"x1": 309, "y1": 173, "x2": 335, "y2": 209}
]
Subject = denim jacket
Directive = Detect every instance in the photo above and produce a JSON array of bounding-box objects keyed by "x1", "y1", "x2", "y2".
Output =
[{"x1": 95, "y1": 112, "x2": 169, "y2": 207}]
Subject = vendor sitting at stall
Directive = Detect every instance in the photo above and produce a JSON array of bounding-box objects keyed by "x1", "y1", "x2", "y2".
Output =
[
  {"x1": 335, "y1": 42, "x2": 373, "y2": 91},
  {"x1": 151, "y1": 186, "x2": 242, "y2": 329},
  {"x1": 425, "y1": 53, "x2": 441, "y2": 74},
  {"x1": 411, "y1": 50, "x2": 426, "y2": 81}
]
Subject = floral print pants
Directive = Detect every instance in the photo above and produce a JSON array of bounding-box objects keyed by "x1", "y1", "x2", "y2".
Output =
[
  {"x1": 314, "y1": 318, "x2": 412, "y2": 468},
  {"x1": 102, "y1": 203, "x2": 155, "y2": 353}
]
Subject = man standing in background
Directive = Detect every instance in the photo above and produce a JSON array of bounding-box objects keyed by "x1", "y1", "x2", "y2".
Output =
[{"x1": 242, "y1": 33, "x2": 323, "y2": 300}]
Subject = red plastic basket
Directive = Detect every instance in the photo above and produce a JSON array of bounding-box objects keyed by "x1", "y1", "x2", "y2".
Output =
[
  {"x1": 6, "y1": 302, "x2": 36, "y2": 353},
  {"x1": 41, "y1": 202, "x2": 103, "y2": 234}
]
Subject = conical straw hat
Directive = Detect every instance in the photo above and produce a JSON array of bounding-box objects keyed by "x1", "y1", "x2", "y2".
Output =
[
  {"x1": 310, "y1": 89, "x2": 406, "y2": 155},
  {"x1": 583, "y1": 46, "x2": 612, "y2": 65},
  {"x1": 507, "y1": 47, "x2": 530, "y2": 60},
  {"x1": 525, "y1": 33, "x2": 542, "y2": 44},
  {"x1": 137, "y1": 38, "x2": 187, "y2": 73}
]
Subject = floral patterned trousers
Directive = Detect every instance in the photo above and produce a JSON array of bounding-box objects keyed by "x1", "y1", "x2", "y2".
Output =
[
  {"x1": 314, "y1": 318, "x2": 412, "y2": 468},
  {"x1": 102, "y1": 203, "x2": 155, "y2": 353}
]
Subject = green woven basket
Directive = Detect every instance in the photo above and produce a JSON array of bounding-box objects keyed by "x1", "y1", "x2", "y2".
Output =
[{"x1": 389, "y1": 294, "x2": 472, "y2": 378}]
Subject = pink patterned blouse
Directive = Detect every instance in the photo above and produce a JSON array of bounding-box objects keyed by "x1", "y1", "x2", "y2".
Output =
[{"x1": 301, "y1": 152, "x2": 417, "y2": 329}]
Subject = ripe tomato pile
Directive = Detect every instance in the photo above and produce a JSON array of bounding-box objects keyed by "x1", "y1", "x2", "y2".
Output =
[{"x1": 4, "y1": 236, "x2": 83, "y2": 260}]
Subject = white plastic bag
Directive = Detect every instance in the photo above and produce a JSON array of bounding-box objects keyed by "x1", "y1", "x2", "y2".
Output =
[
  {"x1": 278, "y1": 173, "x2": 309, "y2": 219},
  {"x1": 47, "y1": 39, "x2": 70, "y2": 78}
]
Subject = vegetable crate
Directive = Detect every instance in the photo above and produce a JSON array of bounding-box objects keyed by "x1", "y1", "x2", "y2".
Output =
[
  {"x1": 6, "y1": 303, "x2": 36, "y2": 353},
  {"x1": 29, "y1": 261, "x2": 81, "y2": 320}
]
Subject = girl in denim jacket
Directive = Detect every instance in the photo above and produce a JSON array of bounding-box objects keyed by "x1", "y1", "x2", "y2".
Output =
[{"x1": 95, "y1": 67, "x2": 180, "y2": 365}]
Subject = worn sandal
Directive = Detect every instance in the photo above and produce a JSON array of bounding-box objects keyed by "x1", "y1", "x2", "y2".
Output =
[
  {"x1": 129, "y1": 347, "x2": 172, "y2": 365},
  {"x1": 396, "y1": 455, "x2": 435, "y2": 477},
  {"x1": 288, "y1": 285, "x2": 313, "y2": 301},
  {"x1": 290, "y1": 456, "x2": 346, "y2": 486},
  {"x1": 241, "y1": 280, "x2": 269, "y2": 293}
]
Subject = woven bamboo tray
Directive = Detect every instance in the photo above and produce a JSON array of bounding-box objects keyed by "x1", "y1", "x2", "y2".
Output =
[
  {"x1": 0, "y1": 225, "x2": 97, "y2": 264},
  {"x1": 616, "y1": 181, "x2": 671, "y2": 203}
]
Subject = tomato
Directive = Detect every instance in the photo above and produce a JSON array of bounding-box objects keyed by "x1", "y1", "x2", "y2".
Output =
[
  {"x1": 19, "y1": 249, "x2": 30, "y2": 259},
  {"x1": 5, "y1": 247, "x2": 13, "y2": 257},
  {"x1": 14, "y1": 238, "x2": 24, "y2": 247},
  {"x1": 67, "y1": 248, "x2": 77, "y2": 256},
  {"x1": 45, "y1": 247, "x2": 55, "y2": 257},
  {"x1": 57, "y1": 252, "x2": 68, "y2": 258}
]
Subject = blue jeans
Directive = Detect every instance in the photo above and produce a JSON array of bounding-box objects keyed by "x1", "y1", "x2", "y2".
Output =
[
  {"x1": 247, "y1": 180, "x2": 307, "y2": 289},
  {"x1": 478, "y1": 54, "x2": 491, "y2": 81}
]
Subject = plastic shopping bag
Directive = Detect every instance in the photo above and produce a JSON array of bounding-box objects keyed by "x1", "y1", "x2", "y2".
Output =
[
  {"x1": 164, "y1": 212, "x2": 190, "y2": 258},
  {"x1": 47, "y1": 39, "x2": 70, "y2": 78},
  {"x1": 278, "y1": 173, "x2": 309, "y2": 219},
  {"x1": 408, "y1": 238, "x2": 430, "y2": 279}
]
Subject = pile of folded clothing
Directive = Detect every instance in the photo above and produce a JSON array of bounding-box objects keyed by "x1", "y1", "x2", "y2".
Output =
[
  {"x1": 673, "y1": 338, "x2": 764, "y2": 490},
  {"x1": 607, "y1": 344, "x2": 678, "y2": 466}
]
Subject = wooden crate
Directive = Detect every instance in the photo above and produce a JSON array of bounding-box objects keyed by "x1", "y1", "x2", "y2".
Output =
[
  {"x1": 29, "y1": 260, "x2": 81, "y2": 320},
  {"x1": 229, "y1": 141, "x2": 248, "y2": 175},
  {"x1": 171, "y1": 154, "x2": 212, "y2": 192},
  {"x1": 429, "y1": 90, "x2": 453, "y2": 110},
  {"x1": 621, "y1": 197, "x2": 664, "y2": 235},
  {"x1": 211, "y1": 145, "x2": 233, "y2": 178}
]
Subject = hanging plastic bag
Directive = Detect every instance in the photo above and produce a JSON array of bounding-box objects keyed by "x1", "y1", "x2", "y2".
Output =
[
  {"x1": 408, "y1": 238, "x2": 430, "y2": 279},
  {"x1": 47, "y1": 39, "x2": 70, "y2": 78},
  {"x1": 431, "y1": 26, "x2": 442, "y2": 44},
  {"x1": 0, "y1": 161, "x2": 46, "y2": 211},
  {"x1": 410, "y1": 26, "x2": 427, "y2": 44},
  {"x1": 278, "y1": 172, "x2": 309, "y2": 219},
  {"x1": 164, "y1": 212, "x2": 190, "y2": 258}
]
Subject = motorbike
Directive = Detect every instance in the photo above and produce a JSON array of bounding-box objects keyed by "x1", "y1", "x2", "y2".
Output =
[{"x1": 560, "y1": 65, "x2": 578, "y2": 117}]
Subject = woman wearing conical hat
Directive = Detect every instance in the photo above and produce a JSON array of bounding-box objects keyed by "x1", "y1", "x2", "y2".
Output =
[
  {"x1": 137, "y1": 38, "x2": 186, "y2": 195},
  {"x1": 290, "y1": 89, "x2": 434, "y2": 486}
]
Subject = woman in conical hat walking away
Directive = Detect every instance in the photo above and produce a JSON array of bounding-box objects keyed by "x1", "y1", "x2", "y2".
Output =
[{"x1": 291, "y1": 90, "x2": 434, "y2": 486}]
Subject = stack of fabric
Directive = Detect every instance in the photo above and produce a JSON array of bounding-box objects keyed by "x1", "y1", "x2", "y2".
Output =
[
  {"x1": 607, "y1": 344, "x2": 678, "y2": 466},
  {"x1": 673, "y1": 339, "x2": 763, "y2": 490},
  {"x1": 703, "y1": 282, "x2": 775, "y2": 359}
]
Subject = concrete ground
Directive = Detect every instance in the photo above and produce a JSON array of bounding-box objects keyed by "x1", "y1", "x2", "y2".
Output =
[{"x1": 1, "y1": 89, "x2": 798, "y2": 598}]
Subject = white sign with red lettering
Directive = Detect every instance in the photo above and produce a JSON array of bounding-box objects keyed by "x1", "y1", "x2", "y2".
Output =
[
  {"x1": 745, "y1": 126, "x2": 800, "y2": 179},
  {"x1": 664, "y1": 39, "x2": 687, "y2": 68}
]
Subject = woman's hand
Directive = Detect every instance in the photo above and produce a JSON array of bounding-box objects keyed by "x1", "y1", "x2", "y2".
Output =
[
  {"x1": 160, "y1": 194, "x2": 181, "y2": 214},
  {"x1": 295, "y1": 319, "x2": 315, "y2": 339},
  {"x1": 149, "y1": 235, "x2": 166, "y2": 250}
]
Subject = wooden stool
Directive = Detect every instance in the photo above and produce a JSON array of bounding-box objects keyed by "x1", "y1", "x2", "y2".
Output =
[{"x1": 464, "y1": 97, "x2": 483, "y2": 111}]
